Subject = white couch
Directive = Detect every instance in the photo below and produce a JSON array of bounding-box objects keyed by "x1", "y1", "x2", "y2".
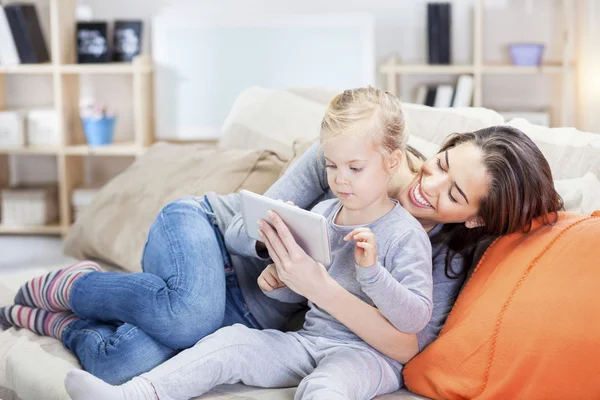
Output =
[{"x1": 1, "y1": 87, "x2": 599, "y2": 400}]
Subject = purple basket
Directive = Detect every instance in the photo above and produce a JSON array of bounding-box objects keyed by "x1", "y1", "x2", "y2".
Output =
[{"x1": 509, "y1": 43, "x2": 545, "y2": 66}]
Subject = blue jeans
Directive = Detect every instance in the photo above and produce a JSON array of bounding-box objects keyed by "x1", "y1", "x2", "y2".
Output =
[{"x1": 61, "y1": 196, "x2": 261, "y2": 384}]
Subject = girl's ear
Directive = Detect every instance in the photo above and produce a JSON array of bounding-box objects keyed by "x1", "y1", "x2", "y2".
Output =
[{"x1": 386, "y1": 149, "x2": 403, "y2": 174}]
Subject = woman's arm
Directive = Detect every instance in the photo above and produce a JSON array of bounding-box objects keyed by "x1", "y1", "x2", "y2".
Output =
[
  {"x1": 257, "y1": 212, "x2": 421, "y2": 364},
  {"x1": 224, "y1": 141, "x2": 329, "y2": 259},
  {"x1": 315, "y1": 277, "x2": 421, "y2": 364}
]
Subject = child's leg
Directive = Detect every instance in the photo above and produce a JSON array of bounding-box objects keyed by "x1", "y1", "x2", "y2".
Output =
[
  {"x1": 66, "y1": 324, "x2": 316, "y2": 400},
  {"x1": 295, "y1": 347, "x2": 401, "y2": 400}
]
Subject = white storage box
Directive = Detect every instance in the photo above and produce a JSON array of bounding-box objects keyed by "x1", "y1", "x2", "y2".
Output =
[
  {"x1": 0, "y1": 109, "x2": 26, "y2": 149},
  {"x1": 71, "y1": 186, "x2": 100, "y2": 222},
  {"x1": 0, "y1": 186, "x2": 59, "y2": 226},
  {"x1": 27, "y1": 109, "x2": 60, "y2": 146}
]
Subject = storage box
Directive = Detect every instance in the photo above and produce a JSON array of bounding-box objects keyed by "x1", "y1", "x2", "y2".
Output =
[
  {"x1": 71, "y1": 186, "x2": 100, "y2": 221},
  {"x1": 0, "y1": 186, "x2": 59, "y2": 226},
  {"x1": 27, "y1": 109, "x2": 60, "y2": 146},
  {"x1": 0, "y1": 110, "x2": 26, "y2": 149}
]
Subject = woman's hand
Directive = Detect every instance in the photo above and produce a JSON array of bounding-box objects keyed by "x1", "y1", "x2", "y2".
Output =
[
  {"x1": 257, "y1": 211, "x2": 333, "y2": 303},
  {"x1": 257, "y1": 264, "x2": 285, "y2": 292},
  {"x1": 344, "y1": 227, "x2": 378, "y2": 267}
]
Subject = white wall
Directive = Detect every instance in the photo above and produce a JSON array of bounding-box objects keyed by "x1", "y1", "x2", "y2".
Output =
[{"x1": 8, "y1": 0, "x2": 598, "y2": 186}]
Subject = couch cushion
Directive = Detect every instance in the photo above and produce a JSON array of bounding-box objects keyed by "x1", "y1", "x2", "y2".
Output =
[
  {"x1": 404, "y1": 211, "x2": 600, "y2": 399},
  {"x1": 63, "y1": 142, "x2": 286, "y2": 272},
  {"x1": 506, "y1": 118, "x2": 600, "y2": 180},
  {"x1": 219, "y1": 87, "x2": 326, "y2": 160}
]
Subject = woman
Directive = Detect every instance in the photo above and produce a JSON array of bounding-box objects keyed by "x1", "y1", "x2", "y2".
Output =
[{"x1": 1, "y1": 120, "x2": 563, "y2": 384}]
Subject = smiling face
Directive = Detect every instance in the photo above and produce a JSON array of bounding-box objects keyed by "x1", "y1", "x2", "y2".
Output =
[
  {"x1": 398, "y1": 142, "x2": 490, "y2": 231},
  {"x1": 322, "y1": 134, "x2": 397, "y2": 212}
]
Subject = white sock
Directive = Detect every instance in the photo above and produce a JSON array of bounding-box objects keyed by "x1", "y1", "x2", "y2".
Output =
[
  {"x1": 64, "y1": 369, "x2": 159, "y2": 400},
  {"x1": 64, "y1": 369, "x2": 127, "y2": 400}
]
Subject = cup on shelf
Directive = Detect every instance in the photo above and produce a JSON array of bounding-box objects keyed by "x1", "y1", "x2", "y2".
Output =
[
  {"x1": 508, "y1": 43, "x2": 545, "y2": 66},
  {"x1": 82, "y1": 116, "x2": 116, "y2": 147}
]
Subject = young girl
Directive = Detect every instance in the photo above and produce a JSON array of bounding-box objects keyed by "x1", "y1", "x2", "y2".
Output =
[{"x1": 65, "y1": 87, "x2": 434, "y2": 400}]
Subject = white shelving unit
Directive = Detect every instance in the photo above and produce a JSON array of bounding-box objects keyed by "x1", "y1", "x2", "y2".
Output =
[
  {"x1": 0, "y1": 0, "x2": 154, "y2": 236},
  {"x1": 381, "y1": 0, "x2": 576, "y2": 127}
]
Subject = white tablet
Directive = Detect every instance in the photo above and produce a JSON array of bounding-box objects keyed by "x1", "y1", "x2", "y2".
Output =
[{"x1": 240, "y1": 190, "x2": 332, "y2": 266}]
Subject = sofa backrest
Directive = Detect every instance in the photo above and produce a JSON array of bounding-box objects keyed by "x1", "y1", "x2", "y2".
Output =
[{"x1": 220, "y1": 86, "x2": 600, "y2": 214}]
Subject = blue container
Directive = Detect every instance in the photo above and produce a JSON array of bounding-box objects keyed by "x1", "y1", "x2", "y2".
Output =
[
  {"x1": 82, "y1": 117, "x2": 116, "y2": 147},
  {"x1": 509, "y1": 43, "x2": 545, "y2": 66}
]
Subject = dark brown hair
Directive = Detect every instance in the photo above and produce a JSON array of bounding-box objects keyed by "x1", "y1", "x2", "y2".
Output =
[{"x1": 430, "y1": 126, "x2": 564, "y2": 277}]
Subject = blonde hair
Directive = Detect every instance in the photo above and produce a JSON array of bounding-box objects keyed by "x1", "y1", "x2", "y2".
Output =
[{"x1": 320, "y1": 86, "x2": 407, "y2": 156}]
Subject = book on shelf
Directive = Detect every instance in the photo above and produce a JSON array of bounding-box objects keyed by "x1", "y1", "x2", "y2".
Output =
[
  {"x1": 452, "y1": 74, "x2": 473, "y2": 107},
  {"x1": 434, "y1": 85, "x2": 454, "y2": 108},
  {"x1": 427, "y1": 2, "x2": 451, "y2": 65},
  {"x1": 3, "y1": 4, "x2": 49, "y2": 64},
  {"x1": 0, "y1": 6, "x2": 20, "y2": 65},
  {"x1": 413, "y1": 74, "x2": 473, "y2": 108}
]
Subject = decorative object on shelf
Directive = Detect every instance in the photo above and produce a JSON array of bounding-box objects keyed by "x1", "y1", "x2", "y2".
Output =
[
  {"x1": 0, "y1": 109, "x2": 26, "y2": 149},
  {"x1": 76, "y1": 22, "x2": 109, "y2": 63},
  {"x1": 427, "y1": 2, "x2": 451, "y2": 65},
  {"x1": 112, "y1": 20, "x2": 143, "y2": 62},
  {"x1": 27, "y1": 109, "x2": 60, "y2": 146},
  {"x1": 0, "y1": 186, "x2": 58, "y2": 226},
  {"x1": 3, "y1": 3, "x2": 50, "y2": 64},
  {"x1": 0, "y1": 5, "x2": 20, "y2": 65},
  {"x1": 81, "y1": 104, "x2": 116, "y2": 147},
  {"x1": 508, "y1": 43, "x2": 545, "y2": 66}
]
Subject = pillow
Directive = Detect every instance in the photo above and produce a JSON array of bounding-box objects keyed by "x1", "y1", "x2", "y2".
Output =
[
  {"x1": 555, "y1": 172, "x2": 600, "y2": 214},
  {"x1": 401, "y1": 103, "x2": 505, "y2": 146},
  {"x1": 64, "y1": 142, "x2": 286, "y2": 272},
  {"x1": 218, "y1": 86, "x2": 325, "y2": 160},
  {"x1": 507, "y1": 118, "x2": 600, "y2": 180},
  {"x1": 404, "y1": 211, "x2": 600, "y2": 400}
]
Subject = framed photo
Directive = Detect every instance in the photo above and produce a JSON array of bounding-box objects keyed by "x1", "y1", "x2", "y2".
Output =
[
  {"x1": 113, "y1": 20, "x2": 143, "y2": 62},
  {"x1": 76, "y1": 22, "x2": 109, "y2": 63}
]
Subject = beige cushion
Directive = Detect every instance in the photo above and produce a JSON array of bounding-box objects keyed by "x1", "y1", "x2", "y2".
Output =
[
  {"x1": 63, "y1": 142, "x2": 286, "y2": 272},
  {"x1": 219, "y1": 87, "x2": 326, "y2": 160}
]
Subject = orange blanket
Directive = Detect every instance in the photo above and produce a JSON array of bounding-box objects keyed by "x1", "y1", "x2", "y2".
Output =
[{"x1": 404, "y1": 211, "x2": 600, "y2": 400}]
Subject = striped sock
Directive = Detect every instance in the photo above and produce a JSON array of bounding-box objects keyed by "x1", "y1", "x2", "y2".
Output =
[
  {"x1": 14, "y1": 261, "x2": 102, "y2": 312},
  {"x1": 0, "y1": 305, "x2": 77, "y2": 341}
]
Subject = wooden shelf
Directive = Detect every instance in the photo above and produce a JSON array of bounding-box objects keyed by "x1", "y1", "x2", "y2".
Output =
[
  {"x1": 0, "y1": 146, "x2": 61, "y2": 155},
  {"x1": 380, "y1": 63, "x2": 475, "y2": 75},
  {"x1": 0, "y1": 63, "x2": 55, "y2": 74},
  {"x1": 482, "y1": 64, "x2": 574, "y2": 74},
  {"x1": 381, "y1": 0, "x2": 577, "y2": 127},
  {"x1": 0, "y1": 224, "x2": 64, "y2": 235},
  {"x1": 0, "y1": 1, "x2": 155, "y2": 237},
  {"x1": 64, "y1": 142, "x2": 144, "y2": 156},
  {"x1": 60, "y1": 63, "x2": 152, "y2": 75}
]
